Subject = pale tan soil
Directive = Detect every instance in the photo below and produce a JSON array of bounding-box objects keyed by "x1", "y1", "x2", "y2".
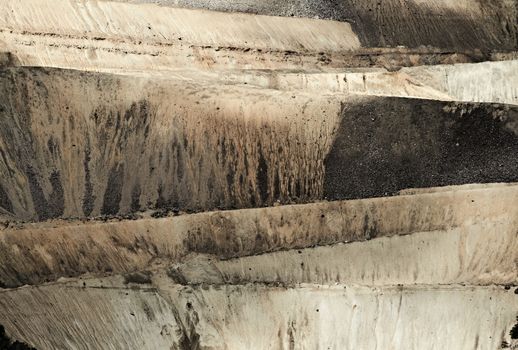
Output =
[{"x1": 1, "y1": 1, "x2": 517, "y2": 349}]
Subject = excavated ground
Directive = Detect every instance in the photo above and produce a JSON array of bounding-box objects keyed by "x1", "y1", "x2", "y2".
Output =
[
  {"x1": 1, "y1": 67, "x2": 518, "y2": 222},
  {"x1": 116, "y1": 0, "x2": 518, "y2": 51},
  {"x1": 0, "y1": 0, "x2": 518, "y2": 349},
  {"x1": 1, "y1": 0, "x2": 517, "y2": 74},
  {"x1": 1, "y1": 184, "x2": 518, "y2": 349}
]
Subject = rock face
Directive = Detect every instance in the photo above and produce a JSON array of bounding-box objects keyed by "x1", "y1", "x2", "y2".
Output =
[
  {"x1": 1, "y1": 68, "x2": 518, "y2": 221},
  {"x1": 116, "y1": 0, "x2": 518, "y2": 51},
  {"x1": 0, "y1": 0, "x2": 517, "y2": 349}
]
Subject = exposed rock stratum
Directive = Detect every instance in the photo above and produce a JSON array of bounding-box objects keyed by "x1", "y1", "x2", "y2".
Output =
[{"x1": 0, "y1": 0, "x2": 517, "y2": 349}]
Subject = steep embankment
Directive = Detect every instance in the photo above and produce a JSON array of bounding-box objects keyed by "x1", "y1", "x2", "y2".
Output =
[
  {"x1": 0, "y1": 1, "x2": 517, "y2": 349},
  {"x1": 0, "y1": 183, "x2": 516, "y2": 288},
  {"x1": 0, "y1": 184, "x2": 517, "y2": 349},
  {"x1": 1, "y1": 67, "x2": 518, "y2": 222},
  {"x1": 0, "y1": 0, "x2": 516, "y2": 73},
  {"x1": 116, "y1": 0, "x2": 518, "y2": 51},
  {"x1": 153, "y1": 60, "x2": 518, "y2": 105},
  {"x1": 1, "y1": 282, "x2": 516, "y2": 350}
]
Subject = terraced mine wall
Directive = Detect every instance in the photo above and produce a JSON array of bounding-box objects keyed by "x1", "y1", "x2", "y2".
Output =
[
  {"x1": 0, "y1": 184, "x2": 517, "y2": 349},
  {"x1": 117, "y1": 0, "x2": 518, "y2": 51},
  {"x1": 1, "y1": 67, "x2": 518, "y2": 222},
  {"x1": 0, "y1": 0, "x2": 517, "y2": 349},
  {"x1": 1, "y1": 0, "x2": 517, "y2": 73}
]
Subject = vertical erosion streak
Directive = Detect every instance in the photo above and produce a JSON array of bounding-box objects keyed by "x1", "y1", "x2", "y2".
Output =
[{"x1": 101, "y1": 163, "x2": 124, "y2": 216}]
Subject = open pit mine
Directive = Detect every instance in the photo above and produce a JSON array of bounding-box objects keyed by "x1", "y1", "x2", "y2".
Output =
[{"x1": 0, "y1": 0, "x2": 518, "y2": 349}]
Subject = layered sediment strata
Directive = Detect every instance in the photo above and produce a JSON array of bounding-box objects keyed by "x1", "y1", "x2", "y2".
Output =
[
  {"x1": 114, "y1": 0, "x2": 518, "y2": 51},
  {"x1": 0, "y1": 184, "x2": 517, "y2": 349},
  {"x1": 1, "y1": 282, "x2": 517, "y2": 350},
  {"x1": 0, "y1": 0, "x2": 517, "y2": 73},
  {"x1": 1, "y1": 67, "x2": 518, "y2": 222},
  {"x1": 0, "y1": 0, "x2": 517, "y2": 349},
  {"x1": 1, "y1": 183, "x2": 516, "y2": 288}
]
